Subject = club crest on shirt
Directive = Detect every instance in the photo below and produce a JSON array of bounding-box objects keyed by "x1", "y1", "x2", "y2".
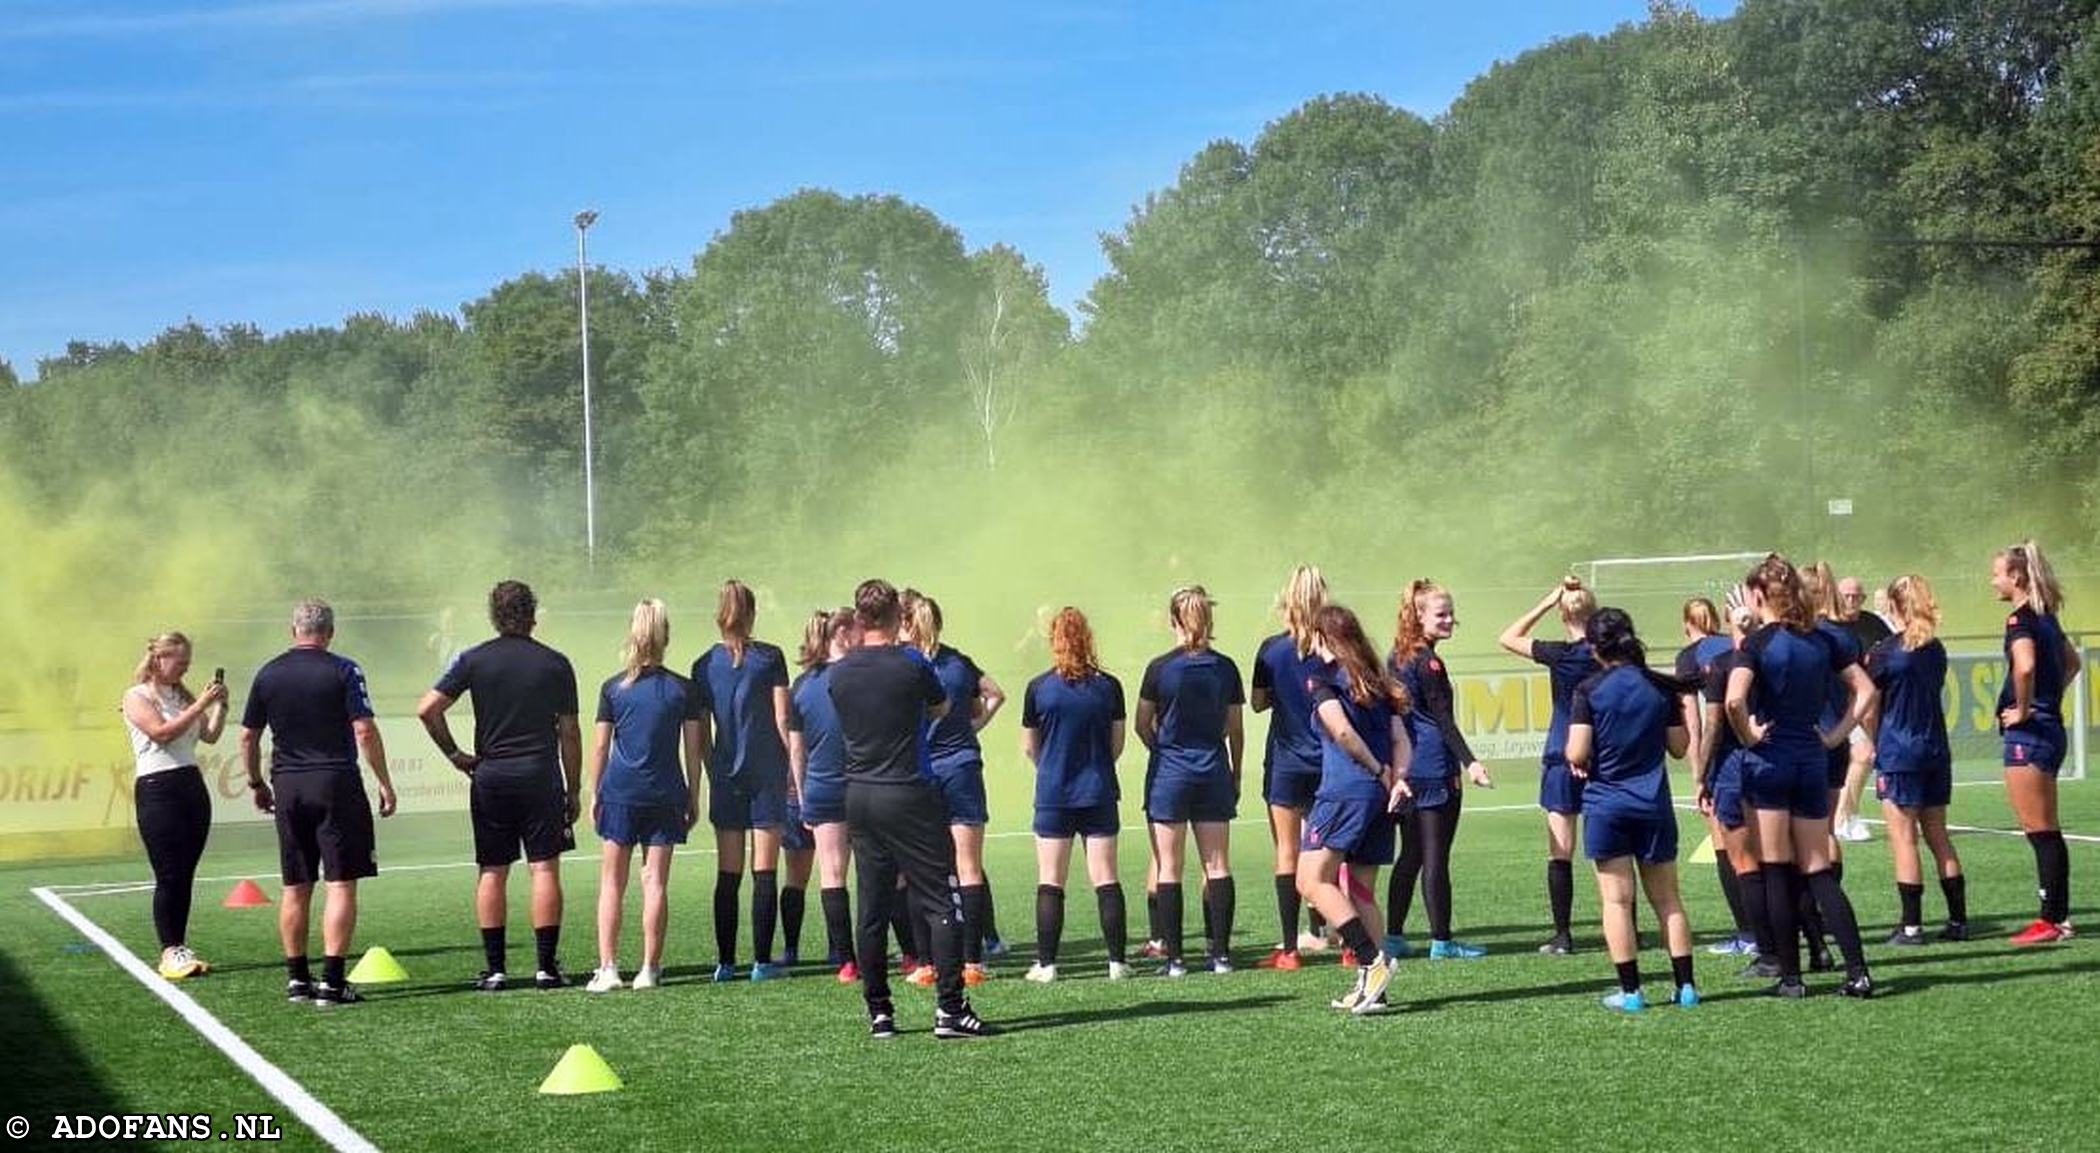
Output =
[
  {"x1": 1428, "y1": 659, "x2": 1443, "y2": 673},
  {"x1": 2008, "y1": 614, "x2": 2020, "y2": 627}
]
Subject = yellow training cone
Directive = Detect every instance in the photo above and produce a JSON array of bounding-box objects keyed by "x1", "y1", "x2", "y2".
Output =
[
  {"x1": 1688, "y1": 835, "x2": 1717, "y2": 865},
  {"x1": 347, "y1": 946, "x2": 409, "y2": 984},
  {"x1": 539, "y1": 1045, "x2": 623, "y2": 1095}
]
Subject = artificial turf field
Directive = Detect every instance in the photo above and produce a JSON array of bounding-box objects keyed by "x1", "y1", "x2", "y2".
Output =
[{"x1": 5, "y1": 765, "x2": 2097, "y2": 1153}]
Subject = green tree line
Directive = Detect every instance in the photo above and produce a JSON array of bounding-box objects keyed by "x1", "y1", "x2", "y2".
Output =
[{"x1": 3, "y1": 0, "x2": 2097, "y2": 607}]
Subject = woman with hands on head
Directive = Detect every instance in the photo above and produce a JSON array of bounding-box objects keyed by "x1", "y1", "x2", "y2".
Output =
[{"x1": 1497, "y1": 574, "x2": 1599, "y2": 956}]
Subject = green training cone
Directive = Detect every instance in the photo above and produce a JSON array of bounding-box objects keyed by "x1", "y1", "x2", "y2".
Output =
[
  {"x1": 539, "y1": 1044, "x2": 624, "y2": 1095},
  {"x1": 1688, "y1": 835, "x2": 1717, "y2": 865},
  {"x1": 347, "y1": 946, "x2": 409, "y2": 984}
]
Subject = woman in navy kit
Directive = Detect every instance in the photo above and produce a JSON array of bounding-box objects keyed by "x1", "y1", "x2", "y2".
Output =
[
  {"x1": 902, "y1": 591, "x2": 1008, "y2": 984},
  {"x1": 1138, "y1": 585, "x2": 1246, "y2": 976},
  {"x1": 1387, "y1": 579, "x2": 1494, "y2": 961},
  {"x1": 1250, "y1": 564, "x2": 1334, "y2": 969},
  {"x1": 1497, "y1": 575, "x2": 1598, "y2": 955},
  {"x1": 1300, "y1": 604, "x2": 1413, "y2": 1015},
  {"x1": 1993, "y1": 540, "x2": 2083, "y2": 945},
  {"x1": 1678, "y1": 597, "x2": 1757, "y2": 958},
  {"x1": 1864, "y1": 575, "x2": 1968, "y2": 945},
  {"x1": 790, "y1": 607, "x2": 861, "y2": 981},
  {"x1": 587, "y1": 599, "x2": 705, "y2": 993},
  {"x1": 1696, "y1": 592, "x2": 1782, "y2": 976},
  {"x1": 1020, "y1": 607, "x2": 1131, "y2": 983},
  {"x1": 690, "y1": 580, "x2": 795, "y2": 983},
  {"x1": 1564, "y1": 608, "x2": 1697, "y2": 1012},
  {"x1": 1725, "y1": 554, "x2": 1878, "y2": 998}
]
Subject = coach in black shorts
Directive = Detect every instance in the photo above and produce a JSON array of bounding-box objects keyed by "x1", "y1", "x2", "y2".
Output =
[
  {"x1": 239, "y1": 599, "x2": 398, "y2": 1007},
  {"x1": 827, "y1": 579, "x2": 990, "y2": 1040},
  {"x1": 416, "y1": 580, "x2": 582, "y2": 991}
]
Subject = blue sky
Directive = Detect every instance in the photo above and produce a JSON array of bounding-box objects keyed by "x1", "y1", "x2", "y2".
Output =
[{"x1": 1, "y1": 0, "x2": 1735, "y2": 378}]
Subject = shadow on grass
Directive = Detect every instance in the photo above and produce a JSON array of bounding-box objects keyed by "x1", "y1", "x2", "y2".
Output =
[
  {"x1": 208, "y1": 942, "x2": 479, "y2": 977},
  {"x1": 992, "y1": 994, "x2": 1294, "y2": 1034},
  {"x1": 0, "y1": 947, "x2": 129, "y2": 1133}
]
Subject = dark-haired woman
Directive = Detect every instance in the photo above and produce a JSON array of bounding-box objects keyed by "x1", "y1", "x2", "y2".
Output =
[
  {"x1": 1139, "y1": 586, "x2": 1246, "y2": 976},
  {"x1": 1387, "y1": 579, "x2": 1493, "y2": 961},
  {"x1": 1680, "y1": 597, "x2": 1757, "y2": 958},
  {"x1": 1300, "y1": 604, "x2": 1413, "y2": 1015},
  {"x1": 902, "y1": 591, "x2": 1007, "y2": 984},
  {"x1": 1251, "y1": 564, "x2": 1334, "y2": 969},
  {"x1": 1020, "y1": 608, "x2": 1131, "y2": 983},
  {"x1": 1725, "y1": 554, "x2": 1878, "y2": 998},
  {"x1": 1497, "y1": 575, "x2": 1598, "y2": 955},
  {"x1": 122, "y1": 632, "x2": 229, "y2": 981},
  {"x1": 1865, "y1": 576, "x2": 1967, "y2": 945},
  {"x1": 691, "y1": 580, "x2": 794, "y2": 983},
  {"x1": 790, "y1": 607, "x2": 860, "y2": 981},
  {"x1": 1565, "y1": 608, "x2": 1696, "y2": 1012},
  {"x1": 1992, "y1": 539, "x2": 2083, "y2": 945}
]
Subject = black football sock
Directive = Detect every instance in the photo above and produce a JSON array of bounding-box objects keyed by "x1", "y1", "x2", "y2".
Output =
[
  {"x1": 820, "y1": 885, "x2": 852, "y2": 964},
  {"x1": 1035, "y1": 884, "x2": 1065, "y2": 967},
  {"x1": 1096, "y1": 882, "x2": 1128, "y2": 963},
  {"x1": 286, "y1": 955, "x2": 312, "y2": 985},
  {"x1": 1275, "y1": 873, "x2": 1301, "y2": 948},
  {"x1": 1940, "y1": 873, "x2": 1968, "y2": 924},
  {"x1": 1547, "y1": 859, "x2": 1574, "y2": 937},
  {"x1": 1897, "y1": 882, "x2": 1924, "y2": 930},
  {"x1": 1614, "y1": 958, "x2": 1641, "y2": 995},
  {"x1": 781, "y1": 885, "x2": 805, "y2": 956},
  {"x1": 1739, "y1": 867, "x2": 1775, "y2": 958},
  {"x1": 1669, "y1": 953, "x2": 1694, "y2": 990},
  {"x1": 322, "y1": 955, "x2": 346, "y2": 988},
  {"x1": 713, "y1": 871, "x2": 741, "y2": 966},
  {"x1": 1715, "y1": 851, "x2": 1751, "y2": 938},
  {"x1": 751, "y1": 869, "x2": 779, "y2": 963},
  {"x1": 1206, "y1": 875, "x2": 1236, "y2": 960},
  {"x1": 480, "y1": 926, "x2": 506, "y2": 974},
  {"x1": 534, "y1": 924, "x2": 559, "y2": 974},
  {"x1": 1335, "y1": 916, "x2": 1377, "y2": 965},
  {"x1": 960, "y1": 883, "x2": 991, "y2": 965},
  {"x1": 1157, "y1": 882, "x2": 1184, "y2": 963},
  {"x1": 1806, "y1": 868, "x2": 1868, "y2": 977},
  {"x1": 1761, "y1": 864, "x2": 1802, "y2": 979}
]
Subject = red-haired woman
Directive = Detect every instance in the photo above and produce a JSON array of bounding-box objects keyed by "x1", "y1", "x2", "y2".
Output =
[
  {"x1": 1020, "y1": 608, "x2": 1130, "y2": 982},
  {"x1": 1387, "y1": 579, "x2": 1493, "y2": 961}
]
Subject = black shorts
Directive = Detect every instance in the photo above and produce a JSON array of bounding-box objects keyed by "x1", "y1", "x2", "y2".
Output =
[
  {"x1": 471, "y1": 759, "x2": 569, "y2": 866},
  {"x1": 273, "y1": 770, "x2": 377, "y2": 886}
]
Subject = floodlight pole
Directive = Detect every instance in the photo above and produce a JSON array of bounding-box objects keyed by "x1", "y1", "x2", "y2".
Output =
[{"x1": 575, "y1": 209, "x2": 599, "y2": 569}]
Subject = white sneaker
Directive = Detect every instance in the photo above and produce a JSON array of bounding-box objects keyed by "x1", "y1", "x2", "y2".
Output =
[
  {"x1": 1838, "y1": 817, "x2": 1872, "y2": 842},
  {"x1": 1296, "y1": 932, "x2": 1330, "y2": 953},
  {"x1": 632, "y1": 964, "x2": 662, "y2": 990},
  {"x1": 585, "y1": 965, "x2": 623, "y2": 994},
  {"x1": 1023, "y1": 963, "x2": 1057, "y2": 984},
  {"x1": 1106, "y1": 961, "x2": 1132, "y2": 981}
]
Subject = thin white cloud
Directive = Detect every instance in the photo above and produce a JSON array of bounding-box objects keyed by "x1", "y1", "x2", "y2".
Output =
[{"x1": 2, "y1": 0, "x2": 749, "y2": 41}]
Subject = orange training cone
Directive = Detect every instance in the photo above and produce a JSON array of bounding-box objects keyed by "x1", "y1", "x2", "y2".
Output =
[{"x1": 223, "y1": 879, "x2": 271, "y2": 908}]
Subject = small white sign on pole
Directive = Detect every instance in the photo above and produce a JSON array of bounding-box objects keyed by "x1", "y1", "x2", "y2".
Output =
[{"x1": 1827, "y1": 498, "x2": 1853, "y2": 517}]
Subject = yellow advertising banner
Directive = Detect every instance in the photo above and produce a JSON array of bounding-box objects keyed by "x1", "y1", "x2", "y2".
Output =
[{"x1": 0, "y1": 718, "x2": 461, "y2": 859}]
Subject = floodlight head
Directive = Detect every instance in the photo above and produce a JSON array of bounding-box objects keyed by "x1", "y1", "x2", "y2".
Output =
[{"x1": 574, "y1": 209, "x2": 599, "y2": 231}]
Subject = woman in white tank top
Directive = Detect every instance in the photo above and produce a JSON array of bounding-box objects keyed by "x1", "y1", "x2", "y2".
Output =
[{"x1": 120, "y1": 632, "x2": 227, "y2": 980}]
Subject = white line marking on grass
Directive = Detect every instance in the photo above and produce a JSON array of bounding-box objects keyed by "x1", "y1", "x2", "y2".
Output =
[{"x1": 31, "y1": 886, "x2": 380, "y2": 1153}]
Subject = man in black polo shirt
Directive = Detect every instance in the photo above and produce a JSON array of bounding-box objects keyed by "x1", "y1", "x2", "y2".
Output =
[
  {"x1": 827, "y1": 579, "x2": 989, "y2": 1040},
  {"x1": 239, "y1": 599, "x2": 398, "y2": 1007},
  {"x1": 416, "y1": 580, "x2": 582, "y2": 991}
]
